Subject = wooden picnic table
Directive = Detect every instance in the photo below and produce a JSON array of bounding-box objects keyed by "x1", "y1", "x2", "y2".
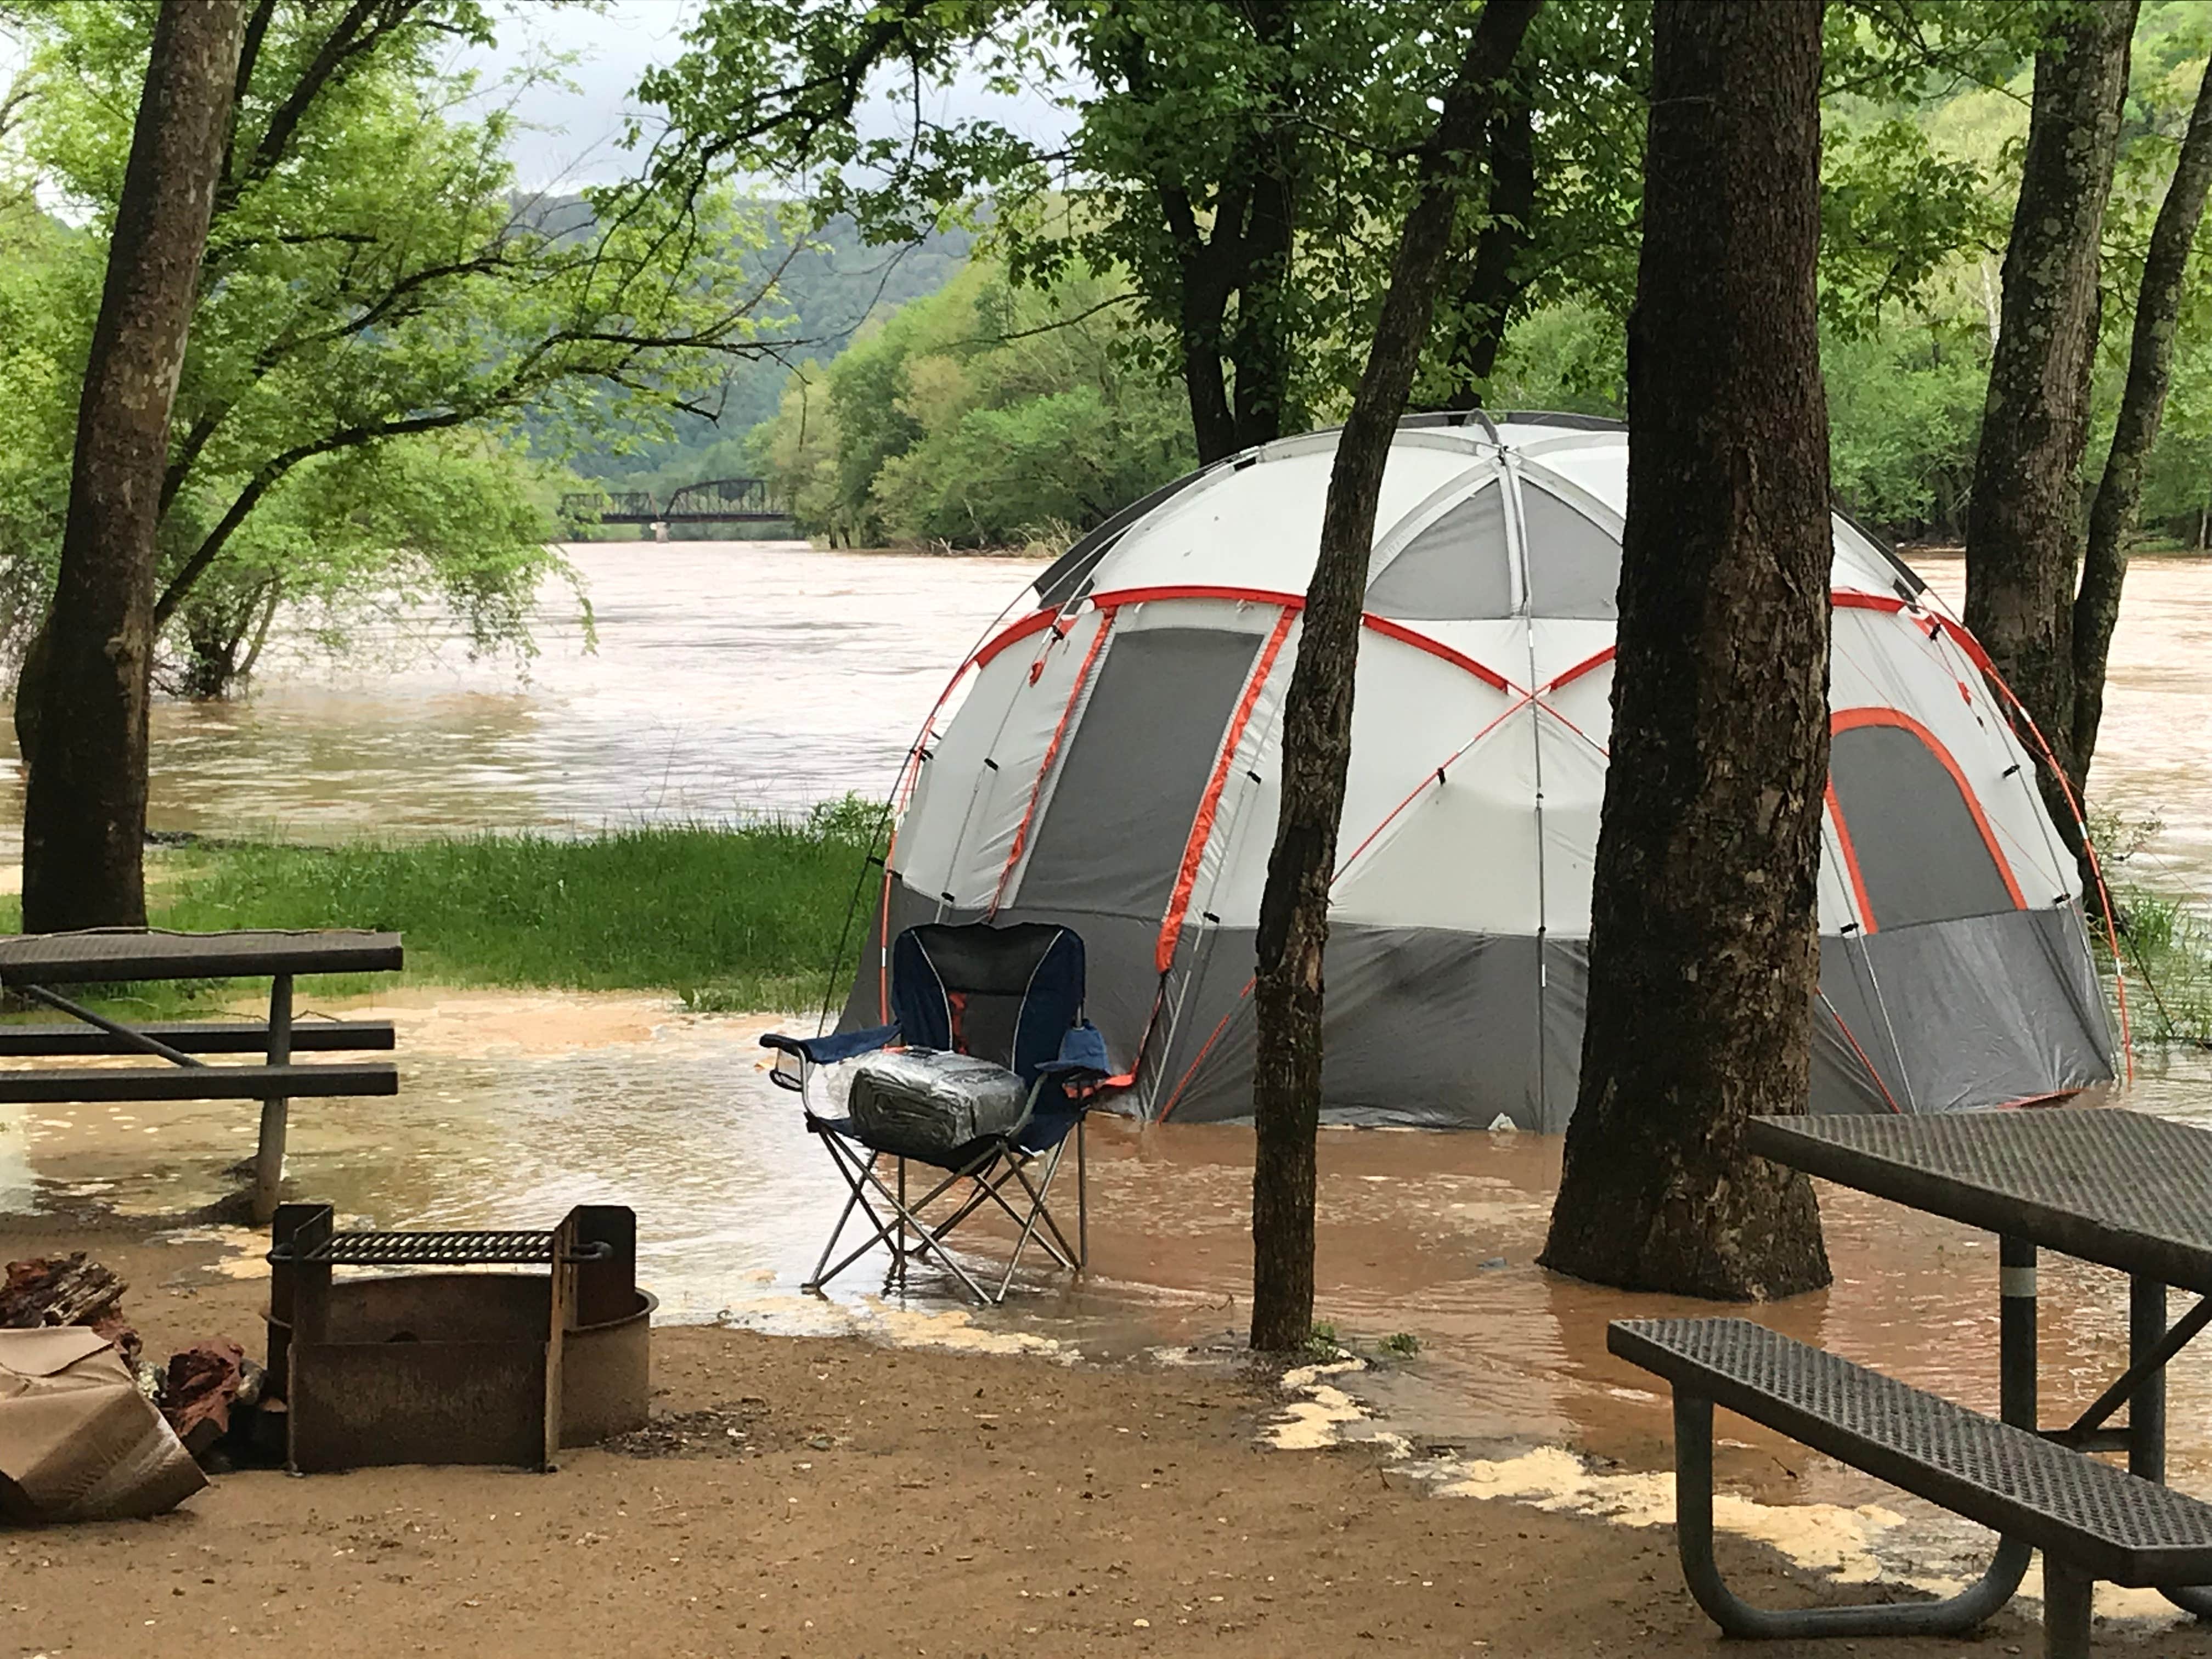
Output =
[
  {"x1": 0, "y1": 928, "x2": 403, "y2": 1222},
  {"x1": 1749, "y1": 1107, "x2": 2212, "y2": 1621}
]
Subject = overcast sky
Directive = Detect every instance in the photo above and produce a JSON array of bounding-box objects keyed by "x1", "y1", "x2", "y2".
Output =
[
  {"x1": 0, "y1": 2, "x2": 1070, "y2": 196},
  {"x1": 466, "y1": 0, "x2": 1072, "y2": 190}
]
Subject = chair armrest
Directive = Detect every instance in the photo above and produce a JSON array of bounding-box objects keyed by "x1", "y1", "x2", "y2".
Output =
[
  {"x1": 758, "y1": 1023, "x2": 899, "y2": 1067},
  {"x1": 1035, "y1": 1022, "x2": 1110, "y2": 1081}
]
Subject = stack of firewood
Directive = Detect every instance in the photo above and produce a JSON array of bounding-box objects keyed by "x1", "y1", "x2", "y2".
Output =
[{"x1": 2, "y1": 1254, "x2": 270, "y2": 1464}]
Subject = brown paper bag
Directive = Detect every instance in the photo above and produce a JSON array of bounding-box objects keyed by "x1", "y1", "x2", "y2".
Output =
[{"x1": 0, "y1": 1328, "x2": 206, "y2": 1522}]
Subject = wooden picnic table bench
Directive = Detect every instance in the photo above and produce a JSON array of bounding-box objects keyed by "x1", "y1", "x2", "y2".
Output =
[
  {"x1": 1611, "y1": 1108, "x2": 2212, "y2": 1658},
  {"x1": 0, "y1": 928, "x2": 403, "y2": 1220}
]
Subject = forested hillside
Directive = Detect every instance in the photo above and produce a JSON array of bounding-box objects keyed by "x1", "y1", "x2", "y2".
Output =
[{"x1": 567, "y1": 212, "x2": 974, "y2": 498}]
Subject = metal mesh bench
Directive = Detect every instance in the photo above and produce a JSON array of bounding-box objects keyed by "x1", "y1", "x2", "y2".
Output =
[{"x1": 1610, "y1": 1317, "x2": 2212, "y2": 1657}]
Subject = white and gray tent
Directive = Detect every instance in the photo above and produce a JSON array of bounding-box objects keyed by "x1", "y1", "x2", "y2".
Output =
[{"x1": 842, "y1": 415, "x2": 2118, "y2": 1129}]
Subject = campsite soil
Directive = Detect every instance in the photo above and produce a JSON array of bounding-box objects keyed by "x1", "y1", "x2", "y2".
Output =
[{"x1": 5, "y1": 1221, "x2": 2209, "y2": 1659}]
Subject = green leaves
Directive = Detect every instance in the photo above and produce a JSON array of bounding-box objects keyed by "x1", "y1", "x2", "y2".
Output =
[{"x1": 750, "y1": 253, "x2": 1192, "y2": 547}]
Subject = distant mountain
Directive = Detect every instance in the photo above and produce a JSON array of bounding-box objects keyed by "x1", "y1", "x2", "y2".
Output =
[{"x1": 538, "y1": 205, "x2": 974, "y2": 489}]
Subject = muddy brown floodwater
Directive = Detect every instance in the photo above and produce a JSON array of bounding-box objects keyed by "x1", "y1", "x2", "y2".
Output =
[{"x1": 7, "y1": 539, "x2": 2212, "y2": 1604}]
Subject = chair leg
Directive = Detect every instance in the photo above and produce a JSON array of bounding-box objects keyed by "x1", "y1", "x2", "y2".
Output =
[
  {"x1": 894, "y1": 1158, "x2": 908, "y2": 1289},
  {"x1": 1003, "y1": 1144, "x2": 1080, "y2": 1273},
  {"x1": 995, "y1": 1145, "x2": 1068, "y2": 1301},
  {"x1": 809, "y1": 1128, "x2": 1090, "y2": 1306},
  {"x1": 845, "y1": 1152, "x2": 997, "y2": 1305},
  {"x1": 803, "y1": 1139, "x2": 878, "y2": 1293},
  {"x1": 808, "y1": 1139, "x2": 966, "y2": 1297},
  {"x1": 1669, "y1": 1392, "x2": 2027, "y2": 1638}
]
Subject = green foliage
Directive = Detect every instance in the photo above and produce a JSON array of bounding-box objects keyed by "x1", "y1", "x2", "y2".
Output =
[
  {"x1": 2106, "y1": 887, "x2": 2212, "y2": 1046},
  {"x1": 1380, "y1": 1331, "x2": 1421, "y2": 1358},
  {"x1": 1825, "y1": 319, "x2": 1993, "y2": 538},
  {"x1": 1485, "y1": 302, "x2": 1627, "y2": 417},
  {"x1": 751, "y1": 258, "x2": 1195, "y2": 547},
  {"x1": 1299, "y1": 1319, "x2": 1344, "y2": 1361},
  {"x1": 2083, "y1": 806, "x2": 2212, "y2": 1047}
]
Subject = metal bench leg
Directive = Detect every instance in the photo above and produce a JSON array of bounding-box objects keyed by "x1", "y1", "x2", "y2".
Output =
[
  {"x1": 2043, "y1": 1558, "x2": 2093, "y2": 1659},
  {"x1": 253, "y1": 973, "x2": 294, "y2": 1224},
  {"x1": 1672, "y1": 1392, "x2": 2030, "y2": 1638},
  {"x1": 2119, "y1": 1277, "x2": 2212, "y2": 1621}
]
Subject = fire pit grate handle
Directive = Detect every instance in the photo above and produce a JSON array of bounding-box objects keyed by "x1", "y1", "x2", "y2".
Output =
[{"x1": 268, "y1": 1229, "x2": 613, "y2": 1266}]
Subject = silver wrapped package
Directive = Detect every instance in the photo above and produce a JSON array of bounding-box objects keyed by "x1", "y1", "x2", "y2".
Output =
[{"x1": 847, "y1": 1048, "x2": 1030, "y2": 1159}]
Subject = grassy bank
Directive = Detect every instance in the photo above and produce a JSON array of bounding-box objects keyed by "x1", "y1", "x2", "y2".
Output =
[
  {"x1": 5, "y1": 808, "x2": 878, "y2": 1016},
  {"x1": 2108, "y1": 887, "x2": 2212, "y2": 1045},
  {"x1": 2087, "y1": 810, "x2": 2212, "y2": 1046}
]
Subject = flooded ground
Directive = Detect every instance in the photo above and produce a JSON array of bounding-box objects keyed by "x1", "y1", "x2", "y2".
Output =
[{"x1": 7, "y1": 538, "x2": 2212, "y2": 1588}]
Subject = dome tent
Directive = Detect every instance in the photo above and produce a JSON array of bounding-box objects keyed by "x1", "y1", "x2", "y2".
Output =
[{"x1": 840, "y1": 414, "x2": 2117, "y2": 1130}]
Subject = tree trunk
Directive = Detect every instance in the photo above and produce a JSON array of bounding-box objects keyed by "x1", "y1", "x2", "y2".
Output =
[
  {"x1": 1961, "y1": 0, "x2": 2134, "y2": 844},
  {"x1": 1228, "y1": 159, "x2": 1296, "y2": 451},
  {"x1": 1442, "y1": 97, "x2": 1537, "y2": 408},
  {"x1": 20, "y1": 0, "x2": 244, "y2": 933},
  {"x1": 2072, "y1": 55, "x2": 2212, "y2": 799},
  {"x1": 1228, "y1": 0, "x2": 1299, "y2": 453},
  {"x1": 1250, "y1": 0, "x2": 1539, "y2": 1353},
  {"x1": 1172, "y1": 238, "x2": 1240, "y2": 465},
  {"x1": 1538, "y1": 0, "x2": 1832, "y2": 1301}
]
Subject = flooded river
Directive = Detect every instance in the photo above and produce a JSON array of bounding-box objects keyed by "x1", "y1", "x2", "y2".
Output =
[
  {"x1": 0, "y1": 541, "x2": 1044, "y2": 848},
  {"x1": 7, "y1": 539, "x2": 2212, "y2": 1559}
]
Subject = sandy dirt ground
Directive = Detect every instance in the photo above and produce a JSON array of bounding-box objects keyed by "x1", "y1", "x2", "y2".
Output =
[{"x1": 5, "y1": 1221, "x2": 2210, "y2": 1659}]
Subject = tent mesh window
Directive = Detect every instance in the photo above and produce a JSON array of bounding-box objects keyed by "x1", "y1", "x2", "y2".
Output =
[
  {"x1": 1830, "y1": 723, "x2": 2019, "y2": 929},
  {"x1": 1364, "y1": 482, "x2": 1514, "y2": 619},
  {"x1": 1015, "y1": 628, "x2": 1264, "y2": 916},
  {"x1": 1521, "y1": 486, "x2": 1622, "y2": 618}
]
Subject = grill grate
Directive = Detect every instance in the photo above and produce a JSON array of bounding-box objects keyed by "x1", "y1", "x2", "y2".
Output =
[{"x1": 269, "y1": 1229, "x2": 611, "y2": 1266}]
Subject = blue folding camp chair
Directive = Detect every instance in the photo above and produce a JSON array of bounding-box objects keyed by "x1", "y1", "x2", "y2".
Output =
[{"x1": 760, "y1": 922, "x2": 1108, "y2": 1305}]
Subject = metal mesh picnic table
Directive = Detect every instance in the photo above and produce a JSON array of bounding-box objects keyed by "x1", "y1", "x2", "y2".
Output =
[
  {"x1": 0, "y1": 928, "x2": 403, "y2": 985},
  {"x1": 1748, "y1": 1108, "x2": 2212, "y2": 1294},
  {"x1": 0, "y1": 927, "x2": 404, "y2": 1222}
]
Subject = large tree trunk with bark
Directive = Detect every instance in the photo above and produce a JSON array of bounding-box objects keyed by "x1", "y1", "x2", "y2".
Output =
[
  {"x1": 2072, "y1": 56, "x2": 2212, "y2": 799},
  {"x1": 1538, "y1": 0, "x2": 1832, "y2": 1301},
  {"x1": 1250, "y1": 0, "x2": 1538, "y2": 1353},
  {"x1": 21, "y1": 0, "x2": 243, "y2": 933},
  {"x1": 1962, "y1": 0, "x2": 2134, "y2": 843}
]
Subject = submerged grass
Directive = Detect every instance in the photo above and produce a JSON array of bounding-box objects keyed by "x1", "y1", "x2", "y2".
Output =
[
  {"x1": 1, "y1": 805, "x2": 881, "y2": 1018},
  {"x1": 2089, "y1": 807, "x2": 2212, "y2": 1047},
  {"x1": 2108, "y1": 886, "x2": 2212, "y2": 1047}
]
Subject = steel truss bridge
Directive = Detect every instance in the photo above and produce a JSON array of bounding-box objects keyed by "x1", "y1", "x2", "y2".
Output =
[{"x1": 558, "y1": 477, "x2": 788, "y2": 526}]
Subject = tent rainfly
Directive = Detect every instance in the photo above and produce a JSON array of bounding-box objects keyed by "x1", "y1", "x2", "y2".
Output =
[{"x1": 840, "y1": 415, "x2": 2118, "y2": 1130}]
